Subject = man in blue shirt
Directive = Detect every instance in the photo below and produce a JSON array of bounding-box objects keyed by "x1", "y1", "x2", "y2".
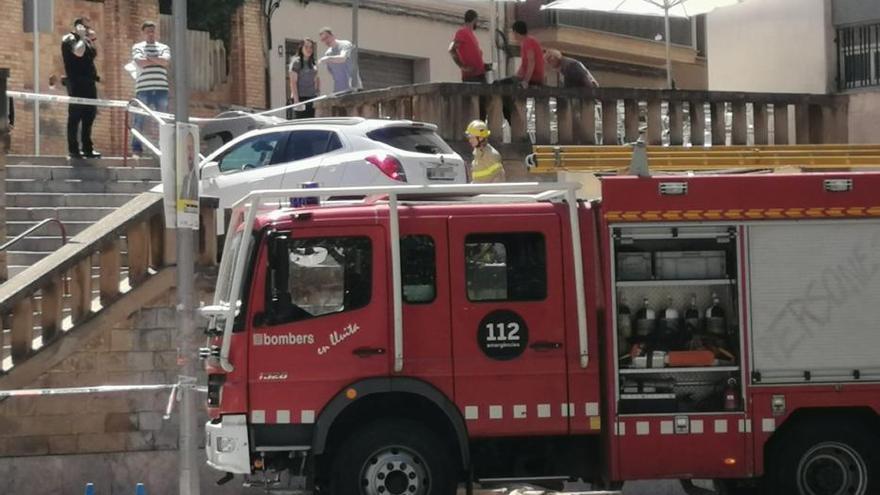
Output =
[{"x1": 318, "y1": 27, "x2": 362, "y2": 93}]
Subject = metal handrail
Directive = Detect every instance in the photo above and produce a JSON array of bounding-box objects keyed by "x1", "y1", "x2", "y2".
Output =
[{"x1": 0, "y1": 218, "x2": 68, "y2": 252}]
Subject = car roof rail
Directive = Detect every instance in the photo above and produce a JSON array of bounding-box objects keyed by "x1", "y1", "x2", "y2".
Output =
[{"x1": 270, "y1": 117, "x2": 367, "y2": 128}]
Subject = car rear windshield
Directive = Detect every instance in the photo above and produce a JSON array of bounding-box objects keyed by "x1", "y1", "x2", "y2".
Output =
[{"x1": 367, "y1": 126, "x2": 455, "y2": 155}]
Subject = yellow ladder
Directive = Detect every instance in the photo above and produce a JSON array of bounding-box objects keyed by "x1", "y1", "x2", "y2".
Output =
[{"x1": 527, "y1": 144, "x2": 880, "y2": 173}]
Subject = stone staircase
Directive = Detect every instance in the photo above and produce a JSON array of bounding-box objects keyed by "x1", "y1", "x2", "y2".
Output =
[{"x1": 4, "y1": 156, "x2": 161, "y2": 278}]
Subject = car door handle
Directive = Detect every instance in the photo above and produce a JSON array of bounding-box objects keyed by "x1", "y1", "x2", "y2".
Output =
[
  {"x1": 530, "y1": 341, "x2": 563, "y2": 351},
  {"x1": 353, "y1": 347, "x2": 386, "y2": 358}
]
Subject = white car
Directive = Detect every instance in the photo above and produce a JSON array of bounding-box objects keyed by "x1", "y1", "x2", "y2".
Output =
[{"x1": 199, "y1": 117, "x2": 467, "y2": 209}]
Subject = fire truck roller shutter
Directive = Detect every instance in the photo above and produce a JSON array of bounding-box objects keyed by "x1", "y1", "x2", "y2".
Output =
[{"x1": 312, "y1": 377, "x2": 470, "y2": 469}]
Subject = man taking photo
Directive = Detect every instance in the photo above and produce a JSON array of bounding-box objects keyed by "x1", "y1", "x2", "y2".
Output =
[{"x1": 61, "y1": 17, "x2": 100, "y2": 159}]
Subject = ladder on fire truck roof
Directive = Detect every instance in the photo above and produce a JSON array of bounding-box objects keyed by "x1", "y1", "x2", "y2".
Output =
[
  {"x1": 204, "y1": 183, "x2": 590, "y2": 378},
  {"x1": 526, "y1": 144, "x2": 880, "y2": 173}
]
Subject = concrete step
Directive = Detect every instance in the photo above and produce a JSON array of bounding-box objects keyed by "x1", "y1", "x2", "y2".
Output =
[
  {"x1": 7, "y1": 165, "x2": 161, "y2": 182},
  {"x1": 4, "y1": 236, "x2": 75, "y2": 252},
  {"x1": 6, "y1": 220, "x2": 94, "y2": 237},
  {"x1": 7, "y1": 249, "x2": 131, "y2": 267},
  {"x1": 7, "y1": 193, "x2": 139, "y2": 207},
  {"x1": 7, "y1": 179, "x2": 160, "y2": 194},
  {"x1": 7, "y1": 155, "x2": 158, "y2": 167},
  {"x1": 6, "y1": 207, "x2": 118, "y2": 222}
]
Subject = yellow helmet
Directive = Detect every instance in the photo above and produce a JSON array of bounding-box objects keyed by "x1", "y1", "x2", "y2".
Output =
[{"x1": 465, "y1": 120, "x2": 491, "y2": 139}]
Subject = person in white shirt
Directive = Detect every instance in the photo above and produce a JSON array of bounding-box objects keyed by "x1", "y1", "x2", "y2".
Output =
[{"x1": 131, "y1": 20, "x2": 171, "y2": 156}]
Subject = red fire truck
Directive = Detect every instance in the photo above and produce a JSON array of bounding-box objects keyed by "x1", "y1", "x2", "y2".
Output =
[{"x1": 200, "y1": 173, "x2": 880, "y2": 495}]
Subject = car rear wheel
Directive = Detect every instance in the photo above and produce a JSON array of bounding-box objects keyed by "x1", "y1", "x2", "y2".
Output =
[{"x1": 329, "y1": 419, "x2": 457, "y2": 495}]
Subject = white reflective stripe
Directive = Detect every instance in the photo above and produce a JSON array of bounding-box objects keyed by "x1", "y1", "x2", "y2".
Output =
[
  {"x1": 690, "y1": 419, "x2": 704, "y2": 434},
  {"x1": 585, "y1": 402, "x2": 599, "y2": 417},
  {"x1": 276, "y1": 410, "x2": 290, "y2": 424},
  {"x1": 636, "y1": 421, "x2": 650, "y2": 435},
  {"x1": 537, "y1": 404, "x2": 551, "y2": 418},
  {"x1": 465, "y1": 406, "x2": 479, "y2": 421},
  {"x1": 251, "y1": 410, "x2": 266, "y2": 424},
  {"x1": 738, "y1": 418, "x2": 752, "y2": 433},
  {"x1": 301, "y1": 410, "x2": 316, "y2": 424},
  {"x1": 489, "y1": 405, "x2": 503, "y2": 420},
  {"x1": 616, "y1": 422, "x2": 626, "y2": 436},
  {"x1": 513, "y1": 405, "x2": 527, "y2": 419},
  {"x1": 762, "y1": 418, "x2": 776, "y2": 432},
  {"x1": 714, "y1": 419, "x2": 728, "y2": 434},
  {"x1": 561, "y1": 403, "x2": 574, "y2": 417},
  {"x1": 661, "y1": 420, "x2": 674, "y2": 435}
]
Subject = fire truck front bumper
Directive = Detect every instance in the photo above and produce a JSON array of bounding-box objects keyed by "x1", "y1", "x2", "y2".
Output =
[{"x1": 205, "y1": 414, "x2": 251, "y2": 474}]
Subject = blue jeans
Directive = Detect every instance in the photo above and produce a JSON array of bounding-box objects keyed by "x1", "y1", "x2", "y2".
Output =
[{"x1": 132, "y1": 89, "x2": 169, "y2": 153}]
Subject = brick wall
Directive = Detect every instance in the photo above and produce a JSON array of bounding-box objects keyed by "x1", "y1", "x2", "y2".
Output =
[
  {"x1": 4, "y1": 0, "x2": 266, "y2": 156},
  {"x1": 0, "y1": 278, "x2": 211, "y2": 458}
]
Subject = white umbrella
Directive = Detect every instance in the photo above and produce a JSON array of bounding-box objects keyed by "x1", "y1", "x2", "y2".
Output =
[{"x1": 541, "y1": 0, "x2": 742, "y2": 88}]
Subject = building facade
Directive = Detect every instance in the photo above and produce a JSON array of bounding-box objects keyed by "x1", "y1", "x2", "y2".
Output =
[
  {"x1": 514, "y1": 0, "x2": 709, "y2": 90},
  {"x1": 268, "y1": 0, "x2": 496, "y2": 109},
  {"x1": 707, "y1": 0, "x2": 880, "y2": 142}
]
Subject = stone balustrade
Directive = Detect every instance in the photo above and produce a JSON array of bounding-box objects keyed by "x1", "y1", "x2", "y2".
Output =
[
  {"x1": 314, "y1": 83, "x2": 849, "y2": 147},
  {"x1": 0, "y1": 192, "x2": 218, "y2": 376}
]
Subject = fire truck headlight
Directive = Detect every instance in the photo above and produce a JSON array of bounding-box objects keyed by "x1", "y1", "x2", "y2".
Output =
[{"x1": 216, "y1": 436, "x2": 237, "y2": 453}]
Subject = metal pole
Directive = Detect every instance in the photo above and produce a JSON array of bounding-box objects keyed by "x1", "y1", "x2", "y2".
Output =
[
  {"x1": 33, "y1": 0, "x2": 40, "y2": 156},
  {"x1": 664, "y1": 7, "x2": 672, "y2": 88},
  {"x1": 173, "y1": 0, "x2": 200, "y2": 492},
  {"x1": 352, "y1": 0, "x2": 359, "y2": 89}
]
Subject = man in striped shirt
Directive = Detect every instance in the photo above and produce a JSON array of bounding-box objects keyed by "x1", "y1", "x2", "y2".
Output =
[{"x1": 131, "y1": 21, "x2": 171, "y2": 156}]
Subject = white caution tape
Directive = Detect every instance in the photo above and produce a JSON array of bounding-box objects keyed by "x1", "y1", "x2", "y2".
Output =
[
  {"x1": 0, "y1": 382, "x2": 207, "y2": 399},
  {"x1": 8, "y1": 90, "x2": 336, "y2": 123},
  {"x1": 8, "y1": 90, "x2": 128, "y2": 109}
]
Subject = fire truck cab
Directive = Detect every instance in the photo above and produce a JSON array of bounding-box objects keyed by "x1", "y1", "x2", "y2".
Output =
[{"x1": 202, "y1": 174, "x2": 880, "y2": 495}]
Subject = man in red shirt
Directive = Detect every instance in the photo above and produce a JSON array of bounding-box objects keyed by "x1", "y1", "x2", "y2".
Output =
[
  {"x1": 449, "y1": 10, "x2": 487, "y2": 83},
  {"x1": 513, "y1": 20, "x2": 544, "y2": 89}
]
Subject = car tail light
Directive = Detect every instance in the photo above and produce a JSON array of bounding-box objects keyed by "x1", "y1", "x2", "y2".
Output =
[{"x1": 366, "y1": 154, "x2": 408, "y2": 182}]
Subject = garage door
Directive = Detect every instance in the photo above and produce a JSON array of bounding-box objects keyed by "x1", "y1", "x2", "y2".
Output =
[{"x1": 359, "y1": 52, "x2": 414, "y2": 90}]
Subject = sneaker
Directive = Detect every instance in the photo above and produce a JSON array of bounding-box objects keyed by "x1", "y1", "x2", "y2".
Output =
[{"x1": 82, "y1": 150, "x2": 102, "y2": 159}]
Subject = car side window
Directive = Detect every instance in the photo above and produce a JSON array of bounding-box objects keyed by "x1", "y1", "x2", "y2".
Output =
[
  {"x1": 401, "y1": 235, "x2": 436, "y2": 304},
  {"x1": 217, "y1": 132, "x2": 287, "y2": 173},
  {"x1": 282, "y1": 130, "x2": 344, "y2": 162}
]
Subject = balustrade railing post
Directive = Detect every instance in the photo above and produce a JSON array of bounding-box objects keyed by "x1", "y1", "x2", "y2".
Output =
[
  {"x1": 574, "y1": 99, "x2": 596, "y2": 145},
  {"x1": 127, "y1": 220, "x2": 150, "y2": 286},
  {"x1": 668, "y1": 101, "x2": 683, "y2": 146},
  {"x1": 601, "y1": 99, "x2": 618, "y2": 145},
  {"x1": 624, "y1": 99, "x2": 639, "y2": 143},
  {"x1": 70, "y1": 257, "x2": 93, "y2": 323},
  {"x1": 149, "y1": 214, "x2": 166, "y2": 268},
  {"x1": 534, "y1": 96, "x2": 551, "y2": 144},
  {"x1": 10, "y1": 299, "x2": 33, "y2": 364},
  {"x1": 556, "y1": 97, "x2": 573, "y2": 145},
  {"x1": 646, "y1": 99, "x2": 662, "y2": 145},
  {"x1": 689, "y1": 101, "x2": 705, "y2": 146},
  {"x1": 0, "y1": 68, "x2": 8, "y2": 283},
  {"x1": 510, "y1": 96, "x2": 528, "y2": 143},
  {"x1": 710, "y1": 102, "x2": 726, "y2": 146},
  {"x1": 99, "y1": 240, "x2": 121, "y2": 306},
  {"x1": 487, "y1": 94, "x2": 504, "y2": 139},
  {"x1": 41, "y1": 274, "x2": 64, "y2": 342},
  {"x1": 795, "y1": 103, "x2": 811, "y2": 144},
  {"x1": 753, "y1": 103, "x2": 769, "y2": 145},
  {"x1": 731, "y1": 101, "x2": 748, "y2": 145},
  {"x1": 773, "y1": 104, "x2": 790, "y2": 144}
]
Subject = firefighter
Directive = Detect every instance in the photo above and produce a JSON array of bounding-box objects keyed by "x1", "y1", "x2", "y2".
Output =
[{"x1": 465, "y1": 120, "x2": 505, "y2": 183}]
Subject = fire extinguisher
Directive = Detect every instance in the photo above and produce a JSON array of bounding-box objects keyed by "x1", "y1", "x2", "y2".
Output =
[{"x1": 724, "y1": 378, "x2": 740, "y2": 411}]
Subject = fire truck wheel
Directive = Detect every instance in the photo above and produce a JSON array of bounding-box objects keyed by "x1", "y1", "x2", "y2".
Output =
[
  {"x1": 330, "y1": 419, "x2": 457, "y2": 495},
  {"x1": 767, "y1": 421, "x2": 878, "y2": 495}
]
